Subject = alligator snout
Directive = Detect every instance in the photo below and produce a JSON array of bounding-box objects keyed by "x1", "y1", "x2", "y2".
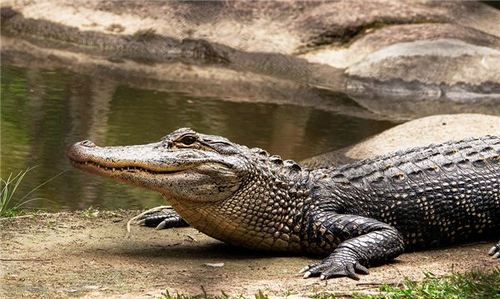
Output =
[{"x1": 67, "y1": 140, "x2": 96, "y2": 163}]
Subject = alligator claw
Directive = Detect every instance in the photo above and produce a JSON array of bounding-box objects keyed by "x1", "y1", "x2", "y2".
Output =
[
  {"x1": 155, "y1": 217, "x2": 176, "y2": 230},
  {"x1": 301, "y1": 259, "x2": 369, "y2": 280},
  {"x1": 299, "y1": 265, "x2": 310, "y2": 274},
  {"x1": 126, "y1": 206, "x2": 189, "y2": 235},
  {"x1": 489, "y1": 242, "x2": 500, "y2": 259}
]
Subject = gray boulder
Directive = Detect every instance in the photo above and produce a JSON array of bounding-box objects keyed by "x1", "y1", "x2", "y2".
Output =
[{"x1": 302, "y1": 114, "x2": 500, "y2": 167}]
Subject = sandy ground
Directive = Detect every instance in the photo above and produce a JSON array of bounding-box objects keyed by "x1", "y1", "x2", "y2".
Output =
[{"x1": 1, "y1": 211, "x2": 498, "y2": 298}]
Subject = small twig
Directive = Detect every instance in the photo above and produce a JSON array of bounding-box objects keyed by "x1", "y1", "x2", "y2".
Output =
[
  {"x1": 329, "y1": 293, "x2": 354, "y2": 298},
  {"x1": 185, "y1": 235, "x2": 197, "y2": 242},
  {"x1": 356, "y1": 282, "x2": 385, "y2": 286}
]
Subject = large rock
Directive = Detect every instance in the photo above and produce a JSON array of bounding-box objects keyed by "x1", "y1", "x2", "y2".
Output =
[
  {"x1": 302, "y1": 114, "x2": 500, "y2": 168},
  {"x1": 303, "y1": 22, "x2": 500, "y2": 119},
  {"x1": 9, "y1": 0, "x2": 498, "y2": 52},
  {"x1": 2, "y1": 1, "x2": 500, "y2": 120}
]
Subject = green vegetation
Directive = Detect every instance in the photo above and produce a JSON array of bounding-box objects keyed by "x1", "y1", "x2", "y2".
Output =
[
  {"x1": 1, "y1": 167, "x2": 35, "y2": 217},
  {"x1": 352, "y1": 269, "x2": 500, "y2": 299},
  {"x1": 0, "y1": 167, "x2": 62, "y2": 217},
  {"x1": 159, "y1": 270, "x2": 499, "y2": 299}
]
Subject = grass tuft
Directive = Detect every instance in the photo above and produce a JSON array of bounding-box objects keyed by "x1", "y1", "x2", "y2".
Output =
[
  {"x1": 0, "y1": 167, "x2": 63, "y2": 217},
  {"x1": 311, "y1": 292, "x2": 337, "y2": 299}
]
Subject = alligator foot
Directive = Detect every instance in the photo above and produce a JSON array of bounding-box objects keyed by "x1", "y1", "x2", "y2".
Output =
[
  {"x1": 488, "y1": 241, "x2": 500, "y2": 259},
  {"x1": 127, "y1": 206, "x2": 189, "y2": 234},
  {"x1": 300, "y1": 257, "x2": 369, "y2": 280},
  {"x1": 302, "y1": 214, "x2": 404, "y2": 280}
]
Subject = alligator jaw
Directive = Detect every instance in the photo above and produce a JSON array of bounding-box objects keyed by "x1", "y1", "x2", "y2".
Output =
[
  {"x1": 66, "y1": 140, "x2": 194, "y2": 186},
  {"x1": 68, "y1": 159, "x2": 184, "y2": 176},
  {"x1": 66, "y1": 137, "x2": 241, "y2": 204}
]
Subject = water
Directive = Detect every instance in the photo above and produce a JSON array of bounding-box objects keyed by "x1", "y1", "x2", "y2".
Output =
[{"x1": 1, "y1": 64, "x2": 395, "y2": 211}]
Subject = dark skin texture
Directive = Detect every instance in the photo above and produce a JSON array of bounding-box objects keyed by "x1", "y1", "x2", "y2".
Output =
[{"x1": 68, "y1": 129, "x2": 500, "y2": 280}]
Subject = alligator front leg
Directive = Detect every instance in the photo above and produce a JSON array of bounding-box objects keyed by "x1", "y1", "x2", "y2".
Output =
[
  {"x1": 489, "y1": 241, "x2": 500, "y2": 259},
  {"x1": 302, "y1": 213, "x2": 405, "y2": 280},
  {"x1": 127, "y1": 206, "x2": 189, "y2": 231}
]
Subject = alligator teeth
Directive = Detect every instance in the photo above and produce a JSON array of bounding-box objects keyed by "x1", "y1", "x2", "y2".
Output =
[{"x1": 74, "y1": 160, "x2": 176, "y2": 175}]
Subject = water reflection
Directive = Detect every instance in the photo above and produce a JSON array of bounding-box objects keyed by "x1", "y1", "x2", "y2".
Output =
[{"x1": 1, "y1": 64, "x2": 395, "y2": 211}]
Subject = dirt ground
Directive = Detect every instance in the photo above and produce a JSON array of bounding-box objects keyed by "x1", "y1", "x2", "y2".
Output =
[{"x1": 1, "y1": 211, "x2": 498, "y2": 298}]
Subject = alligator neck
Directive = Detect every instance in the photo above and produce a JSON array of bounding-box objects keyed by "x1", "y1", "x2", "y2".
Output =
[{"x1": 170, "y1": 155, "x2": 313, "y2": 252}]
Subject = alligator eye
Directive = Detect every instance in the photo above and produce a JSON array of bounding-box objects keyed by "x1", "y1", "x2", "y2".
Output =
[{"x1": 178, "y1": 135, "x2": 197, "y2": 145}]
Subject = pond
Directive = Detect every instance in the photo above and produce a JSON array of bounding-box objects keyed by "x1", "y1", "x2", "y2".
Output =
[{"x1": 1, "y1": 64, "x2": 396, "y2": 211}]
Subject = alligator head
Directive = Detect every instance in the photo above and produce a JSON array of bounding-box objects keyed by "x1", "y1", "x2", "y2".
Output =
[
  {"x1": 67, "y1": 128, "x2": 251, "y2": 202},
  {"x1": 67, "y1": 128, "x2": 308, "y2": 250}
]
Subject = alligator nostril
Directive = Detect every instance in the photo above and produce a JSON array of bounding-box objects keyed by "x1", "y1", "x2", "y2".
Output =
[{"x1": 80, "y1": 140, "x2": 96, "y2": 147}]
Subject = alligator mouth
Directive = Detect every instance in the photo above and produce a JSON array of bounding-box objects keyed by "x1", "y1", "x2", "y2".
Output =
[{"x1": 70, "y1": 159, "x2": 184, "y2": 175}]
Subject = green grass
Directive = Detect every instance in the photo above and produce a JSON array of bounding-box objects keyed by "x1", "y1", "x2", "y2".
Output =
[
  {"x1": 160, "y1": 289, "x2": 269, "y2": 299},
  {"x1": 159, "y1": 270, "x2": 500, "y2": 299},
  {"x1": 353, "y1": 269, "x2": 500, "y2": 299},
  {"x1": 0, "y1": 167, "x2": 63, "y2": 217}
]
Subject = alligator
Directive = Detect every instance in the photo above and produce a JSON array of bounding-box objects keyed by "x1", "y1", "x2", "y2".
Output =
[{"x1": 67, "y1": 128, "x2": 499, "y2": 280}]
